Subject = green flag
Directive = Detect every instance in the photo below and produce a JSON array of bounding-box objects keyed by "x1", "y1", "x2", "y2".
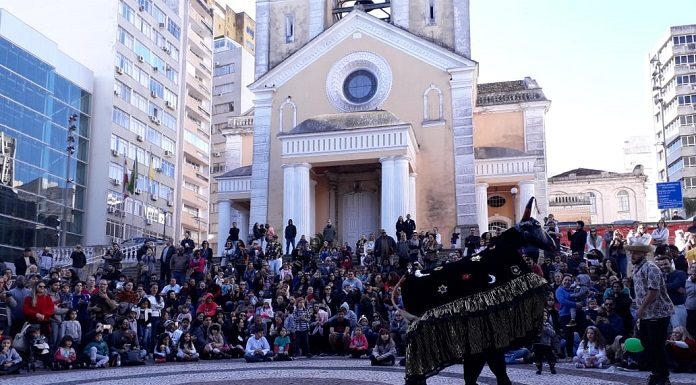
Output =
[{"x1": 127, "y1": 154, "x2": 138, "y2": 195}]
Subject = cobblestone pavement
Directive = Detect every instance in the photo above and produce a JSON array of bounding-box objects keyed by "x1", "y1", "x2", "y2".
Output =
[{"x1": 1, "y1": 358, "x2": 693, "y2": 385}]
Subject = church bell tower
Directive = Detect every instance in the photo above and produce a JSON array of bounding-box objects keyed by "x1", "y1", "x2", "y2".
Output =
[{"x1": 255, "y1": 0, "x2": 471, "y2": 79}]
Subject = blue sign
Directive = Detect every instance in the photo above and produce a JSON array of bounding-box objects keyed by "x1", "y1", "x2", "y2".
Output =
[{"x1": 656, "y1": 182, "x2": 683, "y2": 210}]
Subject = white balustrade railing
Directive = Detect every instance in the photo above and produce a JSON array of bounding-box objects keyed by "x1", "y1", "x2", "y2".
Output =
[
  {"x1": 33, "y1": 243, "x2": 145, "y2": 270},
  {"x1": 280, "y1": 124, "x2": 416, "y2": 159},
  {"x1": 218, "y1": 177, "x2": 251, "y2": 194},
  {"x1": 475, "y1": 156, "x2": 537, "y2": 178}
]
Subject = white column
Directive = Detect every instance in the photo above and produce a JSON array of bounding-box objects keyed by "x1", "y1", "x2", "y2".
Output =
[
  {"x1": 475, "y1": 183, "x2": 489, "y2": 233},
  {"x1": 310, "y1": 179, "x2": 317, "y2": 238},
  {"x1": 380, "y1": 157, "x2": 395, "y2": 232},
  {"x1": 393, "y1": 156, "x2": 410, "y2": 221},
  {"x1": 249, "y1": 89, "x2": 274, "y2": 235},
  {"x1": 453, "y1": 0, "x2": 472, "y2": 58},
  {"x1": 231, "y1": 203, "x2": 249, "y2": 244},
  {"x1": 409, "y1": 173, "x2": 417, "y2": 223},
  {"x1": 254, "y1": 0, "x2": 270, "y2": 79},
  {"x1": 224, "y1": 133, "x2": 242, "y2": 170},
  {"x1": 282, "y1": 164, "x2": 296, "y2": 235},
  {"x1": 294, "y1": 163, "x2": 312, "y2": 242},
  {"x1": 217, "y1": 200, "x2": 231, "y2": 257},
  {"x1": 518, "y1": 180, "x2": 536, "y2": 221},
  {"x1": 328, "y1": 181, "x2": 337, "y2": 224}
]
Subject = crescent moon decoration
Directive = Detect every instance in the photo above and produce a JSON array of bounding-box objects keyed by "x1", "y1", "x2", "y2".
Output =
[{"x1": 488, "y1": 274, "x2": 496, "y2": 284}]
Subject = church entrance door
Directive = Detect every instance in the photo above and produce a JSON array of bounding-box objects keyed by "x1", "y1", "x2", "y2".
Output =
[{"x1": 341, "y1": 191, "x2": 378, "y2": 249}]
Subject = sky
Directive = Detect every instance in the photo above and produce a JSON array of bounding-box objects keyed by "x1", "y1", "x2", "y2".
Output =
[{"x1": 226, "y1": 0, "x2": 696, "y2": 175}]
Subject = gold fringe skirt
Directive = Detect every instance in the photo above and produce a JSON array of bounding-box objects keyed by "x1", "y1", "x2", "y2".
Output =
[{"x1": 405, "y1": 273, "x2": 548, "y2": 379}]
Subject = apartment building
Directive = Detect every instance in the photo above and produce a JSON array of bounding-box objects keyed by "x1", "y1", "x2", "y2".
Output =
[
  {"x1": 651, "y1": 25, "x2": 696, "y2": 199},
  {"x1": 210, "y1": 1, "x2": 255, "y2": 54}
]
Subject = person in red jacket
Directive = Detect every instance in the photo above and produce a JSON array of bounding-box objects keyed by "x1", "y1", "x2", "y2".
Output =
[
  {"x1": 666, "y1": 326, "x2": 696, "y2": 372},
  {"x1": 189, "y1": 250, "x2": 206, "y2": 283},
  {"x1": 196, "y1": 293, "x2": 219, "y2": 317},
  {"x1": 23, "y1": 281, "x2": 55, "y2": 337}
]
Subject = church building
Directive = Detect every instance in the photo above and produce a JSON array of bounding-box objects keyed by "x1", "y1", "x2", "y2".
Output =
[{"x1": 215, "y1": 0, "x2": 551, "y2": 254}]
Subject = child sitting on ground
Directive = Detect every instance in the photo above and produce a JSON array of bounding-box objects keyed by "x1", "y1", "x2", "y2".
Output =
[
  {"x1": 54, "y1": 335, "x2": 78, "y2": 370},
  {"x1": 370, "y1": 329, "x2": 396, "y2": 366},
  {"x1": 83, "y1": 331, "x2": 109, "y2": 368},
  {"x1": 0, "y1": 337, "x2": 22, "y2": 375},
  {"x1": 154, "y1": 333, "x2": 175, "y2": 363},
  {"x1": 273, "y1": 328, "x2": 292, "y2": 361},
  {"x1": 349, "y1": 327, "x2": 369, "y2": 358}
]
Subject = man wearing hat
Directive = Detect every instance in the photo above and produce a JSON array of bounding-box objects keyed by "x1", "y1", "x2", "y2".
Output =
[{"x1": 625, "y1": 242, "x2": 674, "y2": 385}]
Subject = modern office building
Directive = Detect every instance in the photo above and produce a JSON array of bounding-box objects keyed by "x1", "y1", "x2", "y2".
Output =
[
  {"x1": 209, "y1": 36, "x2": 255, "y2": 254},
  {"x1": 651, "y1": 25, "x2": 696, "y2": 200},
  {"x1": 178, "y1": 0, "x2": 214, "y2": 245},
  {"x1": 0, "y1": 0, "x2": 192, "y2": 246},
  {"x1": 210, "y1": 1, "x2": 255, "y2": 54},
  {"x1": 0, "y1": 9, "x2": 93, "y2": 257}
]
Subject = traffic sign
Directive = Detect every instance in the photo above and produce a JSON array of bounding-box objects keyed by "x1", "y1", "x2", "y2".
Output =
[{"x1": 656, "y1": 181, "x2": 683, "y2": 210}]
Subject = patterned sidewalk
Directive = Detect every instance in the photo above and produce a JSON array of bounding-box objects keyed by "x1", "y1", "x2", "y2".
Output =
[{"x1": 1, "y1": 358, "x2": 693, "y2": 385}]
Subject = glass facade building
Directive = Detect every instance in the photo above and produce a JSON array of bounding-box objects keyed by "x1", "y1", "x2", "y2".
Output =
[{"x1": 0, "y1": 36, "x2": 91, "y2": 257}]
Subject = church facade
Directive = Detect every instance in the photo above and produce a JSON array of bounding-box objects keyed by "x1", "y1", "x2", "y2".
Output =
[{"x1": 215, "y1": 1, "x2": 550, "y2": 254}]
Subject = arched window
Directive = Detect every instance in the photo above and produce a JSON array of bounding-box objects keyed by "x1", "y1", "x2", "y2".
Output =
[
  {"x1": 487, "y1": 195, "x2": 506, "y2": 208},
  {"x1": 488, "y1": 221, "x2": 508, "y2": 233},
  {"x1": 617, "y1": 190, "x2": 630, "y2": 212},
  {"x1": 279, "y1": 97, "x2": 297, "y2": 133},
  {"x1": 588, "y1": 192, "x2": 597, "y2": 214},
  {"x1": 423, "y1": 84, "x2": 444, "y2": 123}
]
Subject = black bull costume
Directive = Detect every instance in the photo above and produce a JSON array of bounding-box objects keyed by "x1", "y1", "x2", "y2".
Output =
[{"x1": 396, "y1": 197, "x2": 554, "y2": 385}]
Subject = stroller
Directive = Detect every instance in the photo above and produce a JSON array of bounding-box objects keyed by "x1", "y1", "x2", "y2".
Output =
[{"x1": 13, "y1": 323, "x2": 52, "y2": 372}]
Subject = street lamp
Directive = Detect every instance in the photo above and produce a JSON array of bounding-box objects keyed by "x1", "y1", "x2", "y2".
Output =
[{"x1": 60, "y1": 113, "x2": 78, "y2": 247}]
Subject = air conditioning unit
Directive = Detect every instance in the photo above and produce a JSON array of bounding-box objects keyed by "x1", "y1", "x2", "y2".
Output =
[
  {"x1": 135, "y1": 188, "x2": 142, "y2": 195},
  {"x1": 146, "y1": 219, "x2": 153, "y2": 225},
  {"x1": 165, "y1": 101, "x2": 174, "y2": 109},
  {"x1": 136, "y1": 135, "x2": 144, "y2": 142},
  {"x1": 149, "y1": 115, "x2": 158, "y2": 123},
  {"x1": 150, "y1": 90, "x2": 158, "y2": 98},
  {"x1": 115, "y1": 66, "x2": 124, "y2": 75},
  {"x1": 111, "y1": 178, "x2": 121, "y2": 186},
  {"x1": 166, "y1": 200, "x2": 174, "y2": 207},
  {"x1": 162, "y1": 46, "x2": 170, "y2": 53},
  {"x1": 216, "y1": 93, "x2": 223, "y2": 97},
  {"x1": 159, "y1": 22, "x2": 165, "y2": 29},
  {"x1": 154, "y1": 118, "x2": 161, "y2": 125},
  {"x1": 150, "y1": 194, "x2": 158, "y2": 201},
  {"x1": 164, "y1": 150, "x2": 172, "y2": 157},
  {"x1": 155, "y1": 167, "x2": 163, "y2": 173},
  {"x1": 138, "y1": 55, "x2": 145, "y2": 63},
  {"x1": 114, "y1": 89, "x2": 120, "y2": 96},
  {"x1": 107, "y1": 206, "x2": 115, "y2": 213},
  {"x1": 213, "y1": 152, "x2": 221, "y2": 157},
  {"x1": 214, "y1": 61, "x2": 220, "y2": 66},
  {"x1": 152, "y1": 66, "x2": 158, "y2": 72},
  {"x1": 111, "y1": 149, "x2": 119, "y2": 157},
  {"x1": 139, "y1": 5, "x2": 145, "y2": 11}
]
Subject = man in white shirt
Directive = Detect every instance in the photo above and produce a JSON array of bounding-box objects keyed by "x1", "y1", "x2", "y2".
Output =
[
  {"x1": 244, "y1": 328, "x2": 272, "y2": 362},
  {"x1": 160, "y1": 278, "x2": 181, "y2": 294}
]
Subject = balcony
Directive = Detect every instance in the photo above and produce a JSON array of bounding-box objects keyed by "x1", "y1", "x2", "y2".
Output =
[
  {"x1": 548, "y1": 193, "x2": 591, "y2": 207},
  {"x1": 475, "y1": 155, "x2": 537, "y2": 182},
  {"x1": 673, "y1": 43, "x2": 696, "y2": 55}
]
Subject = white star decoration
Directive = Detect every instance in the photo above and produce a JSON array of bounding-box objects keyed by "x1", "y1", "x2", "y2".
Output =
[{"x1": 437, "y1": 284, "x2": 448, "y2": 294}]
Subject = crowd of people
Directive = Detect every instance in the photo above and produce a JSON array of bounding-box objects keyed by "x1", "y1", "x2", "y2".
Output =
[{"x1": 0, "y1": 214, "x2": 694, "y2": 385}]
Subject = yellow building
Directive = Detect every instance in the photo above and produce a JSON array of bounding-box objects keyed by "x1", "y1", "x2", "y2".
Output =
[
  {"x1": 210, "y1": 1, "x2": 255, "y2": 54},
  {"x1": 215, "y1": 1, "x2": 551, "y2": 249}
]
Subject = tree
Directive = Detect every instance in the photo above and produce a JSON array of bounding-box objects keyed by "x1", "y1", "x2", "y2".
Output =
[{"x1": 682, "y1": 197, "x2": 696, "y2": 218}]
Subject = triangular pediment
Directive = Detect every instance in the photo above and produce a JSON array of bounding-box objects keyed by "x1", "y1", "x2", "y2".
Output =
[{"x1": 249, "y1": 10, "x2": 477, "y2": 91}]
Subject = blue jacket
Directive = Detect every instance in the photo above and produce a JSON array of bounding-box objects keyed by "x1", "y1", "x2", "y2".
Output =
[{"x1": 555, "y1": 286, "x2": 576, "y2": 317}]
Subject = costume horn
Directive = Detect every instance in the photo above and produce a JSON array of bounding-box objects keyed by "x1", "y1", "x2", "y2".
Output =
[{"x1": 521, "y1": 197, "x2": 535, "y2": 222}]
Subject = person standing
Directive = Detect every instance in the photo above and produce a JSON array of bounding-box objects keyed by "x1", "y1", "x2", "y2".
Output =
[
  {"x1": 15, "y1": 248, "x2": 37, "y2": 277},
  {"x1": 686, "y1": 264, "x2": 696, "y2": 338},
  {"x1": 463, "y1": 228, "x2": 480, "y2": 257},
  {"x1": 602, "y1": 225, "x2": 614, "y2": 259},
  {"x1": 626, "y1": 244, "x2": 674, "y2": 385},
  {"x1": 160, "y1": 240, "x2": 175, "y2": 283},
  {"x1": 70, "y1": 245, "x2": 87, "y2": 281},
  {"x1": 323, "y1": 220, "x2": 336, "y2": 248},
  {"x1": 567, "y1": 221, "x2": 587, "y2": 259},
  {"x1": 180, "y1": 231, "x2": 195, "y2": 254},
  {"x1": 38, "y1": 247, "x2": 54, "y2": 277},
  {"x1": 227, "y1": 222, "x2": 240, "y2": 249},
  {"x1": 284, "y1": 219, "x2": 297, "y2": 255},
  {"x1": 403, "y1": 214, "x2": 416, "y2": 240}
]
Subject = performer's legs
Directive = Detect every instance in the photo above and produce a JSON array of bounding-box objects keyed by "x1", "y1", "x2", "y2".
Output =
[
  {"x1": 486, "y1": 351, "x2": 512, "y2": 385},
  {"x1": 463, "y1": 355, "x2": 486, "y2": 385}
]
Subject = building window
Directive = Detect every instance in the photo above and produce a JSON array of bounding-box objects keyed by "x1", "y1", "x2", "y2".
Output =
[
  {"x1": 343, "y1": 70, "x2": 377, "y2": 104},
  {"x1": 487, "y1": 195, "x2": 506, "y2": 208},
  {"x1": 213, "y1": 103, "x2": 234, "y2": 114},
  {"x1": 213, "y1": 83, "x2": 234, "y2": 95},
  {"x1": 167, "y1": 19, "x2": 181, "y2": 40},
  {"x1": 617, "y1": 190, "x2": 630, "y2": 212},
  {"x1": 285, "y1": 15, "x2": 294, "y2": 43},
  {"x1": 214, "y1": 64, "x2": 234, "y2": 76},
  {"x1": 587, "y1": 192, "x2": 597, "y2": 214},
  {"x1": 427, "y1": 0, "x2": 436, "y2": 25},
  {"x1": 488, "y1": 221, "x2": 508, "y2": 233}
]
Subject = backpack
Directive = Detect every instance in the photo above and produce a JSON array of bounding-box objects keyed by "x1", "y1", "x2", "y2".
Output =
[{"x1": 12, "y1": 322, "x2": 31, "y2": 352}]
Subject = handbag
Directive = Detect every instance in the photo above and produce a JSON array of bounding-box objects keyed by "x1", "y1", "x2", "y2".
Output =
[{"x1": 12, "y1": 322, "x2": 31, "y2": 352}]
